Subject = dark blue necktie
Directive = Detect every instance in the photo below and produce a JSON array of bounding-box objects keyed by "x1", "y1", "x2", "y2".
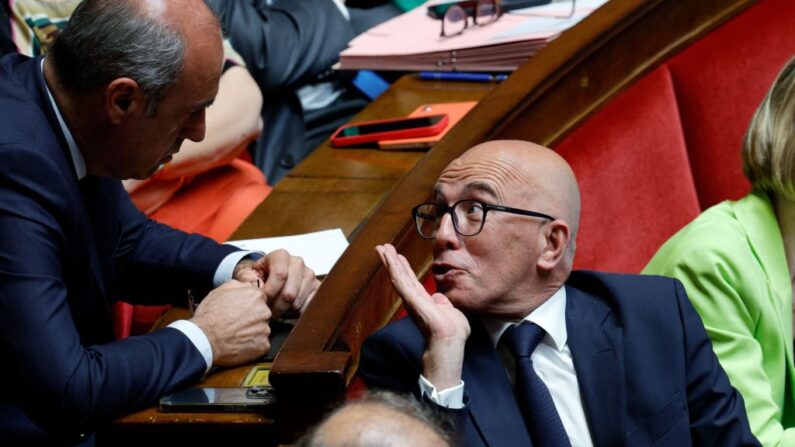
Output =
[{"x1": 501, "y1": 322, "x2": 571, "y2": 447}]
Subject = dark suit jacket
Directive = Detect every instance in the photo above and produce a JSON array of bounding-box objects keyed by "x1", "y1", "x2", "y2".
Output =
[
  {"x1": 207, "y1": 0, "x2": 362, "y2": 183},
  {"x1": 359, "y1": 271, "x2": 760, "y2": 446},
  {"x1": 0, "y1": 54, "x2": 239, "y2": 443}
]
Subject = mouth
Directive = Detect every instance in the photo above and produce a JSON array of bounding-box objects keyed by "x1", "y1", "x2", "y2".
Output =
[{"x1": 432, "y1": 262, "x2": 464, "y2": 278}]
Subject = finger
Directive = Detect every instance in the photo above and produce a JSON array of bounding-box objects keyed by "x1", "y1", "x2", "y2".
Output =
[
  {"x1": 299, "y1": 282, "x2": 320, "y2": 314},
  {"x1": 396, "y1": 253, "x2": 430, "y2": 297},
  {"x1": 271, "y1": 256, "x2": 305, "y2": 318},
  {"x1": 375, "y1": 245, "x2": 388, "y2": 265},
  {"x1": 216, "y1": 279, "x2": 246, "y2": 290},
  {"x1": 293, "y1": 268, "x2": 318, "y2": 313},
  {"x1": 261, "y1": 251, "x2": 289, "y2": 302},
  {"x1": 235, "y1": 267, "x2": 260, "y2": 284},
  {"x1": 384, "y1": 246, "x2": 425, "y2": 299},
  {"x1": 381, "y1": 247, "x2": 433, "y2": 316}
]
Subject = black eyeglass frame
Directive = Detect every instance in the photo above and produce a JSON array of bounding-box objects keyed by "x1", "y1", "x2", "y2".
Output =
[
  {"x1": 412, "y1": 199, "x2": 556, "y2": 239},
  {"x1": 429, "y1": 0, "x2": 503, "y2": 38}
]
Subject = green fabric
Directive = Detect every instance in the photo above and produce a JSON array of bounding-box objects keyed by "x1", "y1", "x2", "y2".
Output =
[
  {"x1": 393, "y1": 0, "x2": 426, "y2": 12},
  {"x1": 644, "y1": 190, "x2": 795, "y2": 446}
]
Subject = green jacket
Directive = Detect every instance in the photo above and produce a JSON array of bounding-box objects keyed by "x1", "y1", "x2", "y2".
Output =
[{"x1": 644, "y1": 190, "x2": 795, "y2": 446}]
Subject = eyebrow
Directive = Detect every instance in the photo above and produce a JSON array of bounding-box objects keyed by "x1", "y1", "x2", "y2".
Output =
[
  {"x1": 192, "y1": 99, "x2": 215, "y2": 112},
  {"x1": 463, "y1": 181, "x2": 499, "y2": 199},
  {"x1": 433, "y1": 181, "x2": 499, "y2": 201}
]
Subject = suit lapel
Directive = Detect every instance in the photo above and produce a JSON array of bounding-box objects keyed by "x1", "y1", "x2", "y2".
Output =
[
  {"x1": 462, "y1": 320, "x2": 533, "y2": 447},
  {"x1": 78, "y1": 176, "x2": 112, "y2": 297},
  {"x1": 566, "y1": 285, "x2": 626, "y2": 447}
]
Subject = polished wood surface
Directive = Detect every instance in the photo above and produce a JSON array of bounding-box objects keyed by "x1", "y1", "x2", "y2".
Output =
[
  {"x1": 114, "y1": 0, "x2": 760, "y2": 442},
  {"x1": 234, "y1": 76, "x2": 494, "y2": 240}
]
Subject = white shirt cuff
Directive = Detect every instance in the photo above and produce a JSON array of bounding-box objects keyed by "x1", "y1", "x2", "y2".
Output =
[
  {"x1": 330, "y1": 0, "x2": 350, "y2": 20},
  {"x1": 169, "y1": 319, "x2": 213, "y2": 372},
  {"x1": 213, "y1": 251, "x2": 263, "y2": 287},
  {"x1": 418, "y1": 375, "x2": 465, "y2": 409}
]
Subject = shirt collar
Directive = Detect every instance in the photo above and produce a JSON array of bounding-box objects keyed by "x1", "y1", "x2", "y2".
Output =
[
  {"x1": 41, "y1": 58, "x2": 86, "y2": 180},
  {"x1": 481, "y1": 286, "x2": 568, "y2": 352}
]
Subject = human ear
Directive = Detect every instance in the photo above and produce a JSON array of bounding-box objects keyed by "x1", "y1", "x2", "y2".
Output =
[
  {"x1": 536, "y1": 220, "x2": 571, "y2": 272},
  {"x1": 105, "y1": 77, "x2": 141, "y2": 124}
]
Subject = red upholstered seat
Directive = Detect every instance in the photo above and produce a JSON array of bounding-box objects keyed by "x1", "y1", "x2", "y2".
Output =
[
  {"x1": 555, "y1": 66, "x2": 700, "y2": 273},
  {"x1": 666, "y1": 0, "x2": 795, "y2": 208}
]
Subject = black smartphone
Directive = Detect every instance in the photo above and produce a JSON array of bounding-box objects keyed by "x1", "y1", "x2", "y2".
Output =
[{"x1": 158, "y1": 386, "x2": 275, "y2": 413}]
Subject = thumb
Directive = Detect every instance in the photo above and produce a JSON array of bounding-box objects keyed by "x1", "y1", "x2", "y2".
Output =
[{"x1": 216, "y1": 279, "x2": 246, "y2": 290}]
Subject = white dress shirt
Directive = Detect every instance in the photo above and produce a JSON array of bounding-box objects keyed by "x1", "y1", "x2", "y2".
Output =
[
  {"x1": 42, "y1": 59, "x2": 255, "y2": 371},
  {"x1": 419, "y1": 287, "x2": 594, "y2": 447}
]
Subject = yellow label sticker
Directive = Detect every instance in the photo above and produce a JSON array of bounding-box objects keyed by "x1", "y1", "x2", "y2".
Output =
[{"x1": 241, "y1": 363, "x2": 272, "y2": 387}]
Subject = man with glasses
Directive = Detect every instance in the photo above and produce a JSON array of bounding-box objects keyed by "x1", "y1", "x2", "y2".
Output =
[{"x1": 358, "y1": 140, "x2": 758, "y2": 446}]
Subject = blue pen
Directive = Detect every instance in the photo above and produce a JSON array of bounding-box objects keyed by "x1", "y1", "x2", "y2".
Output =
[{"x1": 419, "y1": 71, "x2": 509, "y2": 82}]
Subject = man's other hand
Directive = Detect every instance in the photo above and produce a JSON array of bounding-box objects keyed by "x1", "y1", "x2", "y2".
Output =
[
  {"x1": 191, "y1": 280, "x2": 271, "y2": 367},
  {"x1": 234, "y1": 250, "x2": 321, "y2": 320},
  {"x1": 376, "y1": 243, "x2": 470, "y2": 390}
]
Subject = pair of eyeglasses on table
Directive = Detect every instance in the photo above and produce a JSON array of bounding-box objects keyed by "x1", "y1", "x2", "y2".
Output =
[{"x1": 427, "y1": 0, "x2": 577, "y2": 38}]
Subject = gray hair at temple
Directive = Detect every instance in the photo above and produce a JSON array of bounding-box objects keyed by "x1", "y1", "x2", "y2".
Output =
[
  {"x1": 295, "y1": 391, "x2": 452, "y2": 447},
  {"x1": 49, "y1": 0, "x2": 218, "y2": 116},
  {"x1": 742, "y1": 56, "x2": 795, "y2": 199}
]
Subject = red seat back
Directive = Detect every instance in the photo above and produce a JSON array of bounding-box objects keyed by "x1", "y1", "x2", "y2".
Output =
[
  {"x1": 555, "y1": 67, "x2": 700, "y2": 273},
  {"x1": 667, "y1": 0, "x2": 795, "y2": 208}
]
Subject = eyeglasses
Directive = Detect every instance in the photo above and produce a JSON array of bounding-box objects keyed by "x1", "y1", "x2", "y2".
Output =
[
  {"x1": 427, "y1": 0, "x2": 502, "y2": 38},
  {"x1": 412, "y1": 200, "x2": 556, "y2": 239},
  {"x1": 427, "y1": 0, "x2": 577, "y2": 38}
]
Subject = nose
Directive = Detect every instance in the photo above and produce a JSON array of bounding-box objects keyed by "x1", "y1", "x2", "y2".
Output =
[
  {"x1": 434, "y1": 212, "x2": 461, "y2": 251},
  {"x1": 180, "y1": 109, "x2": 207, "y2": 143}
]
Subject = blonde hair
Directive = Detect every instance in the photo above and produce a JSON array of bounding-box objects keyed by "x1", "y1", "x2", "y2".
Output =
[{"x1": 742, "y1": 57, "x2": 795, "y2": 199}]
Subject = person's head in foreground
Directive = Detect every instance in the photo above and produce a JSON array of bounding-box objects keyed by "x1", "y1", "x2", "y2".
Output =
[
  {"x1": 295, "y1": 391, "x2": 452, "y2": 447},
  {"x1": 411, "y1": 140, "x2": 580, "y2": 318}
]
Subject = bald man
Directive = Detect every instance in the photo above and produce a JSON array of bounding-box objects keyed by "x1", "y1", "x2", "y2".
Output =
[
  {"x1": 359, "y1": 141, "x2": 759, "y2": 446},
  {"x1": 0, "y1": 0, "x2": 318, "y2": 444},
  {"x1": 295, "y1": 391, "x2": 451, "y2": 447}
]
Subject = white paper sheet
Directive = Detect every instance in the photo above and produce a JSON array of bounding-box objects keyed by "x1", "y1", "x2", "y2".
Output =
[{"x1": 226, "y1": 229, "x2": 349, "y2": 276}]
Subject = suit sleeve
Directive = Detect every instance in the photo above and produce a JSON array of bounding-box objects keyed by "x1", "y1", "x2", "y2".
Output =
[
  {"x1": 358, "y1": 322, "x2": 468, "y2": 438},
  {"x1": 671, "y1": 280, "x2": 761, "y2": 446},
  {"x1": 0, "y1": 146, "x2": 206, "y2": 440},
  {"x1": 212, "y1": 0, "x2": 354, "y2": 92},
  {"x1": 359, "y1": 325, "x2": 425, "y2": 396},
  {"x1": 109, "y1": 178, "x2": 237, "y2": 304},
  {"x1": 646, "y1": 238, "x2": 794, "y2": 447}
]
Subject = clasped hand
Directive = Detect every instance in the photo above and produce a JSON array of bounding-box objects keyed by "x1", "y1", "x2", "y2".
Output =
[
  {"x1": 192, "y1": 249, "x2": 320, "y2": 367},
  {"x1": 234, "y1": 249, "x2": 321, "y2": 320}
]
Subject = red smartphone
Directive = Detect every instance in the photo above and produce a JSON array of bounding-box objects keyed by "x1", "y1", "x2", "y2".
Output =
[{"x1": 330, "y1": 114, "x2": 449, "y2": 148}]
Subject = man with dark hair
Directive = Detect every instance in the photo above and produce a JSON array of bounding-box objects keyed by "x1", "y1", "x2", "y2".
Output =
[
  {"x1": 0, "y1": 0, "x2": 318, "y2": 444},
  {"x1": 360, "y1": 141, "x2": 760, "y2": 446},
  {"x1": 295, "y1": 391, "x2": 452, "y2": 447}
]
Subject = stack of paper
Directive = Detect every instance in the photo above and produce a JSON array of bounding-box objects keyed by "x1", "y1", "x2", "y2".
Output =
[{"x1": 340, "y1": 0, "x2": 607, "y2": 72}]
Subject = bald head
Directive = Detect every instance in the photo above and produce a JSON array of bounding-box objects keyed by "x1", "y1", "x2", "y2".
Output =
[
  {"x1": 297, "y1": 393, "x2": 451, "y2": 447},
  {"x1": 447, "y1": 140, "x2": 581, "y2": 240},
  {"x1": 429, "y1": 140, "x2": 580, "y2": 313}
]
